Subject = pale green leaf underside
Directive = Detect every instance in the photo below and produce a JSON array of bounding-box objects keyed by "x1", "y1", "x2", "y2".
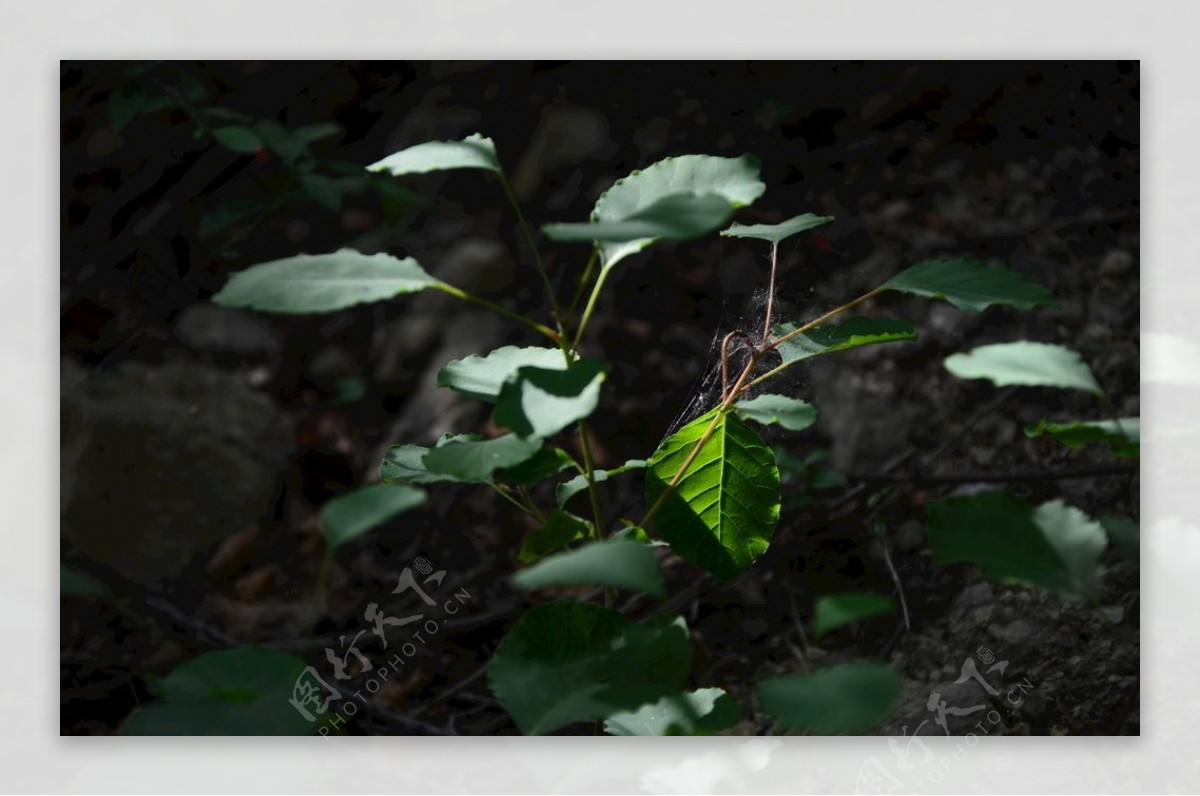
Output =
[
  {"x1": 438, "y1": 346, "x2": 571, "y2": 403},
  {"x1": 734, "y1": 394, "x2": 817, "y2": 431},
  {"x1": 604, "y1": 687, "x2": 741, "y2": 736},
  {"x1": 556, "y1": 459, "x2": 647, "y2": 508},
  {"x1": 1026, "y1": 417, "x2": 1139, "y2": 458},
  {"x1": 543, "y1": 193, "x2": 735, "y2": 243},
  {"x1": 813, "y1": 593, "x2": 894, "y2": 639},
  {"x1": 513, "y1": 539, "x2": 664, "y2": 598},
  {"x1": 757, "y1": 662, "x2": 902, "y2": 734},
  {"x1": 366, "y1": 132, "x2": 501, "y2": 176},
  {"x1": 944, "y1": 341, "x2": 1104, "y2": 396},
  {"x1": 645, "y1": 409, "x2": 780, "y2": 580},
  {"x1": 720, "y1": 213, "x2": 833, "y2": 244},
  {"x1": 927, "y1": 491, "x2": 1106, "y2": 602},
  {"x1": 212, "y1": 249, "x2": 442, "y2": 314},
  {"x1": 379, "y1": 433, "x2": 479, "y2": 485},
  {"x1": 422, "y1": 434, "x2": 542, "y2": 483},
  {"x1": 773, "y1": 318, "x2": 917, "y2": 366},
  {"x1": 320, "y1": 484, "x2": 426, "y2": 550},
  {"x1": 487, "y1": 603, "x2": 691, "y2": 735},
  {"x1": 592, "y1": 154, "x2": 766, "y2": 270},
  {"x1": 883, "y1": 258, "x2": 1055, "y2": 312},
  {"x1": 494, "y1": 359, "x2": 608, "y2": 439}
]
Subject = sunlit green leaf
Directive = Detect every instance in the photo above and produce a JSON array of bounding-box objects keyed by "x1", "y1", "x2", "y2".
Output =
[
  {"x1": 734, "y1": 394, "x2": 817, "y2": 431},
  {"x1": 813, "y1": 593, "x2": 894, "y2": 639},
  {"x1": 487, "y1": 603, "x2": 692, "y2": 735},
  {"x1": 1026, "y1": 417, "x2": 1139, "y2": 458},
  {"x1": 883, "y1": 258, "x2": 1054, "y2": 312},
  {"x1": 213, "y1": 249, "x2": 443, "y2": 314},
  {"x1": 757, "y1": 662, "x2": 902, "y2": 734},
  {"x1": 367, "y1": 133, "x2": 501, "y2": 176},
  {"x1": 926, "y1": 491, "x2": 1107, "y2": 602},
  {"x1": 494, "y1": 359, "x2": 608, "y2": 439},
  {"x1": 944, "y1": 342, "x2": 1104, "y2": 396},
  {"x1": 543, "y1": 193, "x2": 735, "y2": 243},
  {"x1": 379, "y1": 434, "x2": 477, "y2": 485},
  {"x1": 123, "y1": 647, "x2": 316, "y2": 735},
  {"x1": 438, "y1": 346, "x2": 570, "y2": 403},
  {"x1": 320, "y1": 484, "x2": 426, "y2": 550},
  {"x1": 646, "y1": 409, "x2": 780, "y2": 580},
  {"x1": 720, "y1": 213, "x2": 833, "y2": 244},
  {"x1": 513, "y1": 539, "x2": 664, "y2": 598},
  {"x1": 592, "y1": 154, "x2": 765, "y2": 270},
  {"x1": 604, "y1": 688, "x2": 741, "y2": 736},
  {"x1": 773, "y1": 318, "x2": 917, "y2": 366}
]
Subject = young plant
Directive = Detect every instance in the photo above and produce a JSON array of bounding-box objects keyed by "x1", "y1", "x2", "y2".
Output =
[{"x1": 207, "y1": 133, "x2": 1128, "y2": 736}]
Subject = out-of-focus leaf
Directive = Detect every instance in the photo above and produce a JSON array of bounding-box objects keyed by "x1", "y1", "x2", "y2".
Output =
[
  {"x1": 1100, "y1": 513, "x2": 1139, "y2": 560},
  {"x1": 513, "y1": 539, "x2": 664, "y2": 598},
  {"x1": 320, "y1": 484, "x2": 426, "y2": 550},
  {"x1": 368, "y1": 133, "x2": 501, "y2": 176},
  {"x1": 882, "y1": 258, "x2": 1055, "y2": 312},
  {"x1": 518, "y1": 509, "x2": 591, "y2": 564},
  {"x1": 813, "y1": 593, "x2": 894, "y2": 639},
  {"x1": 499, "y1": 447, "x2": 576, "y2": 486},
  {"x1": 109, "y1": 83, "x2": 145, "y2": 131},
  {"x1": 61, "y1": 564, "x2": 110, "y2": 598},
  {"x1": 757, "y1": 662, "x2": 902, "y2": 734},
  {"x1": 1027, "y1": 417, "x2": 1139, "y2": 458},
  {"x1": 604, "y1": 688, "x2": 741, "y2": 736},
  {"x1": 734, "y1": 394, "x2": 817, "y2": 431},
  {"x1": 945, "y1": 342, "x2": 1104, "y2": 396},
  {"x1": 212, "y1": 125, "x2": 263, "y2": 154},
  {"x1": 543, "y1": 193, "x2": 735, "y2": 243},
  {"x1": 556, "y1": 459, "x2": 647, "y2": 508}
]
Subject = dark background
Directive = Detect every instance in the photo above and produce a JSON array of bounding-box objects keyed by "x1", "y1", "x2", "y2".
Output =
[{"x1": 61, "y1": 60, "x2": 1139, "y2": 735}]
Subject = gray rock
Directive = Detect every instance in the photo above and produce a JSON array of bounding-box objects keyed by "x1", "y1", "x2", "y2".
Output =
[
  {"x1": 174, "y1": 303, "x2": 281, "y2": 358},
  {"x1": 991, "y1": 619, "x2": 1034, "y2": 645},
  {"x1": 61, "y1": 360, "x2": 292, "y2": 584}
]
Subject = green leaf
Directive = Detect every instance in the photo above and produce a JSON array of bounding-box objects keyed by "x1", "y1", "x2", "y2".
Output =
[
  {"x1": 774, "y1": 318, "x2": 917, "y2": 366},
  {"x1": 487, "y1": 603, "x2": 692, "y2": 735},
  {"x1": 944, "y1": 341, "x2": 1104, "y2": 396},
  {"x1": 645, "y1": 408, "x2": 780, "y2": 580},
  {"x1": 757, "y1": 662, "x2": 902, "y2": 734},
  {"x1": 300, "y1": 173, "x2": 347, "y2": 213},
  {"x1": 882, "y1": 258, "x2": 1055, "y2": 312},
  {"x1": 422, "y1": 434, "x2": 542, "y2": 483},
  {"x1": 513, "y1": 539, "x2": 665, "y2": 598},
  {"x1": 604, "y1": 688, "x2": 741, "y2": 736},
  {"x1": 1026, "y1": 417, "x2": 1139, "y2": 458},
  {"x1": 61, "y1": 563, "x2": 110, "y2": 598},
  {"x1": 367, "y1": 133, "x2": 501, "y2": 176},
  {"x1": 122, "y1": 647, "x2": 316, "y2": 735},
  {"x1": 212, "y1": 125, "x2": 263, "y2": 154},
  {"x1": 319, "y1": 484, "x2": 426, "y2": 550},
  {"x1": 543, "y1": 193, "x2": 735, "y2": 243},
  {"x1": 499, "y1": 447, "x2": 576, "y2": 486},
  {"x1": 734, "y1": 394, "x2": 817, "y2": 431},
  {"x1": 494, "y1": 359, "x2": 608, "y2": 439},
  {"x1": 813, "y1": 593, "x2": 894, "y2": 640},
  {"x1": 379, "y1": 434, "x2": 477, "y2": 485},
  {"x1": 518, "y1": 509, "x2": 592, "y2": 564},
  {"x1": 720, "y1": 213, "x2": 834, "y2": 244},
  {"x1": 556, "y1": 459, "x2": 647, "y2": 508},
  {"x1": 438, "y1": 346, "x2": 570, "y2": 403},
  {"x1": 293, "y1": 122, "x2": 341, "y2": 145},
  {"x1": 926, "y1": 491, "x2": 1106, "y2": 601},
  {"x1": 253, "y1": 120, "x2": 308, "y2": 163},
  {"x1": 212, "y1": 249, "x2": 443, "y2": 315},
  {"x1": 592, "y1": 154, "x2": 765, "y2": 270}
]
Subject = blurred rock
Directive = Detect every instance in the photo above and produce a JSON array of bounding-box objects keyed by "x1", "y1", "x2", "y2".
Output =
[
  {"x1": 174, "y1": 303, "x2": 281, "y2": 359},
  {"x1": 512, "y1": 105, "x2": 612, "y2": 200},
  {"x1": 61, "y1": 360, "x2": 292, "y2": 584}
]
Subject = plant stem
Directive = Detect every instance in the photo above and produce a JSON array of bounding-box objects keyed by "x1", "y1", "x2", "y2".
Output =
[
  {"x1": 435, "y1": 283, "x2": 561, "y2": 344},
  {"x1": 491, "y1": 484, "x2": 543, "y2": 521},
  {"x1": 720, "y1": 330, "x2": 750, "y2": 402},
  {"x1": 565, "y1": 248, "x2": 599, "y2": 327},
  {"x1": 498, "y1": 172, "x2": 564, "y2": 335},
  {"x1": 763, "y1": 241, "x2": 779, "y2": 341},
  {"x1": 572, "y1": 264, "x2": 612, "y2": 349},
  {"x1": 575, "y1": 420, "x2": 606, "y2": 538}
]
